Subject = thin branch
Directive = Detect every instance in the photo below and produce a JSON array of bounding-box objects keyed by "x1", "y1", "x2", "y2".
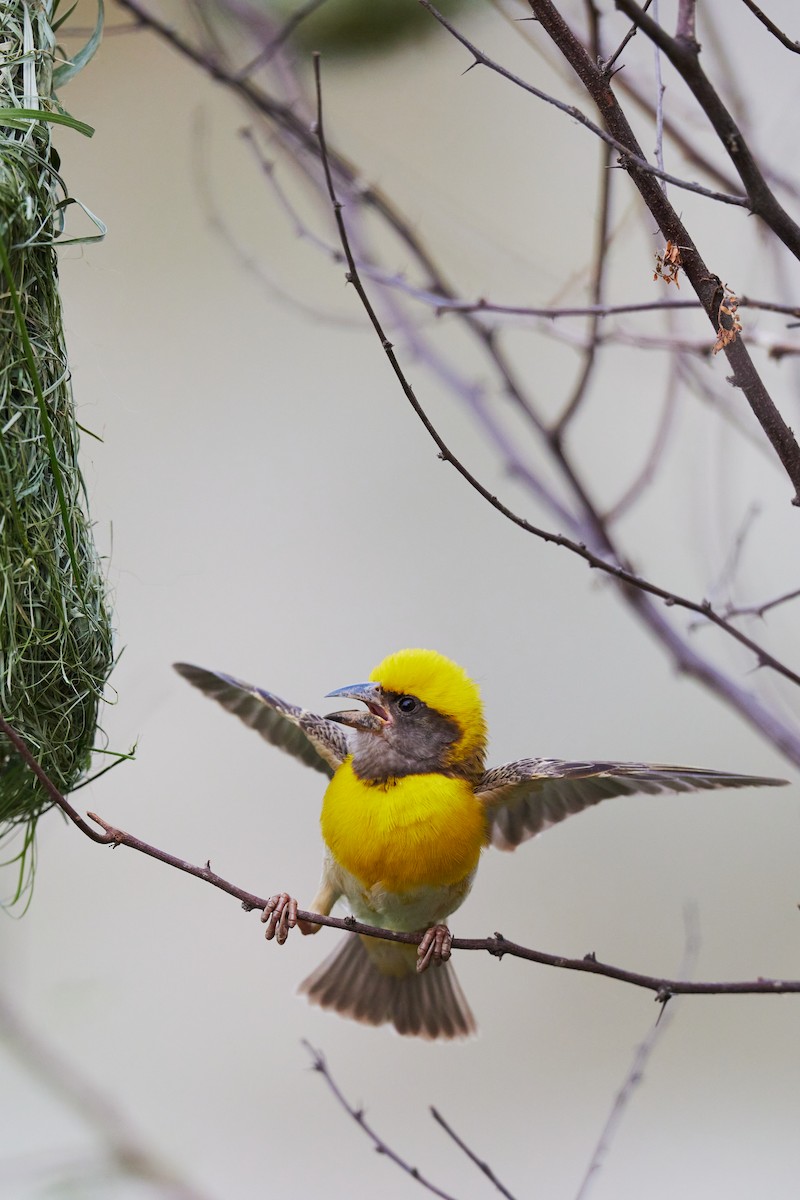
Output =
[
  {"x1": 594, "y1": 327, "x2": 800, "y2": 359},
  {"x1": 309, "y1": 55, "x2": 800, "y2": 702},
  {"x1": 603, "y1": 351, "x2": 679, "y2": 523},
  {"x1": 111, "y1": 1, "x2": 800, "y2": 766},
  {"x1": 617, "y1": 71, "x2": 741, "y2": 194},
  {"x1": 552, "y1": 138, "x2": 614, "y2": 436},
  {"x1": 601, "y1": 0, "x2": 652, "y2": 74},
  {"x1": 420, "y1": 2, "x2": 749, "y2": 209},
  {"x1": 740, "y1": 295, "x2": 800, "y2": 321},
  {"x1": 193, "y1": 122, "x2": 361, "y2": 331},
  {"x1": 117, "y1": 0, "x2": 800, "y2": 509},
  {"x1": 723, "y1": 586, "x2": 800, "y2": 621},
  {"x1": 676, "y1": 0, "x2": 696, "y2": 43},
  {"x1": 498, "y1": 0, "x2": 753, "y2": 197},
  {"x1": 309, "y1": 54, "x2": 800, "y2": 768},
  {"x1": 303, "y1": 1044, "x2": 459, "y2": 1200},
  {"x1": 524, "y1": 0, "x2": 800, "y2": 505},
  {"x1": 614, "y1": 0, "x2": 800, "y2": 259},
  {"x1": 113, "y1": 0, "x2": 549, "y2": 449},
  {"x1": 430, "y1": 1108, "x2": 519, "y2": 1200},
  {"x1": 434, "y1": 296, "x2": 702, "y2": 319},
  {"x1": 577, "y1": 1015, "x2": 674, "y2": 1198},
  {"x1": 240, "y1": 120, "x2": 580, "y2": 532},
  {"x1": 574, "y1": 906, "x2": 700, "y2": 1200},
  {"x1": 235, "y1": 0, "x2": 331, "y2": 77},
  {"x1": 650, "y1": 0, "x2": 666, "y2": 190},
  {"x1": 432, "y1": 295, "x2": 800, "y2": 322},
  {"x1": 739, "y1": 0, "x2": 800, "y2": 54},
  {"x1": 705, "y1": 504, "x2": 762, "y2": 610},
  {"x1": 3, "y1": 715, "x2": 800, "y2": 996}
]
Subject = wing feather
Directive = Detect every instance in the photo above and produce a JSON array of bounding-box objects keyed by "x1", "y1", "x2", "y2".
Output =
[
  {"x1": 173, "y1": 663, "x2": 347, "y2": 776},
  {"x1": 477, "y1": 757, "x2": 788, "y2": 850}
]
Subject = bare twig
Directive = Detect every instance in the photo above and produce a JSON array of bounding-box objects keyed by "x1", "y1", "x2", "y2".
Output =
[
  {"x1": 705, "y1": 505, "x2": 762, "y2": 610},
  {"x1": 574, "y1": 906, "x2": 700, "y2": 1200},
  {"x1": 420, "y1": 1, "x2": 800, "y2": 501},
  {"x1": 739, "y1": 0, "x2": 800, "y2": 54},
  {"x1": 240, "y1": 119, "x2": 580, "y2": 531},
  {"x1": 551, "y1": 138, "x2": 614, "y2": 437},
  {"x1": 303, "y1": 1043, "x2": 459, "y2": 1200},
  {"x1": 430, "y1": 1108, "x2": 519, "y2": 1200},
  {"x1": 192, "y1": 122, "x2": 360, "y2": 330},
  {"x1": 433, "y1": 296, "x2": 702, "y2": 319},
  {"x1": 601, "y1": 0, "x2": 652, "y2": 73},
  {"x1": 615, "y1": 0, "x2": 800, "y2": 259},
  {"x1": 523, "y1": 0, "x2": 800, "y2": 505},
  {"x1": 420, "y1": 2, "x2": 748, "y2": 209},
  {"x1": 675, "y1": 0, "x2": 696, "y2": 43},
  {"x1": 310, "y1": 54, "x2": 800, "y2": 700},
  {"x1": 723, "y1": 586, "x2": 800, "y2": 622},
  {"x1": 576, "y1": 1014, "x2": 676, "y2": 1198},
  {"x1": 603, "y1": 352, "x2": 679, "y2": 523},
  {"x1": 358, "y1": 283, "x2": 799, "y2": 325},
  {"x1": 307, "y1": 49, "x2": 800, "y2": 771},
  {"x1": 109, "y1": 2, "x2": 800, "y2": 765},
  {"x1": 235, "y1": 0, "x2": 330, "y2": 77},
  {"x1": 651, "y1": 0, "x2": 666, "y2": 189},
  {"x1": 593, "y1": 327, "x2": 800, "y2": 359},
  {"x1": 740, "y1": 296, "x2": 800, "y2": 321}
]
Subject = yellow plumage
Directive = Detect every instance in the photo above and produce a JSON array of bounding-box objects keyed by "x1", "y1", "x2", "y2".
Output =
[{"x1": 321, "y1": 759, "x2": 485, "y2": 894}]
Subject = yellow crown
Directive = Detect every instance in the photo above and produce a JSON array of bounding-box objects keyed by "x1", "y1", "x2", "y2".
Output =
[{"x1": 369, "y1": 648, "x2": 486, "y2": 766}]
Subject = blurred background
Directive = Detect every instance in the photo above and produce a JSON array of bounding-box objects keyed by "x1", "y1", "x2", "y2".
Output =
[{"x1": 2, "y1": 1, "x2": 799, "y2": 1197}]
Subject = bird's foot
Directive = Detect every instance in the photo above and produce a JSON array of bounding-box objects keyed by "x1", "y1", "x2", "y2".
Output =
[
  {"x1": 417, "y1": 924, "x2": 452, "y2": 973},
  {"x1": 261, "y1": 892, "x2": 298, "y2": 944}
]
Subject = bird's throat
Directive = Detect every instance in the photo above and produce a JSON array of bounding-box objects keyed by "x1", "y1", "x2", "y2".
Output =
[{"x1": 321, "y1": 758, "x2": 486, "y2": 893}]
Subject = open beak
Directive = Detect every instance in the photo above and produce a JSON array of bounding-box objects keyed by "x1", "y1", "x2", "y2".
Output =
[{"x1": 325, "y1": 681, "x2": 390, "y2": 734}]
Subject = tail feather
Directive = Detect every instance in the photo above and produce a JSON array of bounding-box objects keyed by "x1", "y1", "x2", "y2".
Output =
[{"x1": 299, "y1": 934, "x2": 476, "y2": 1040}]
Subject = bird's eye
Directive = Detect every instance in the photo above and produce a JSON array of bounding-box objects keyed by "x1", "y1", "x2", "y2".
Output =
[{"x1": 397, "y1": 695, "x2": 418, "y2": 714}]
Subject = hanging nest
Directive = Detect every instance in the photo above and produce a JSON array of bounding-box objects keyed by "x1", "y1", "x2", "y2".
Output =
[{"x1": 0, "y1": 1, "x2": 112, "y2": 901}]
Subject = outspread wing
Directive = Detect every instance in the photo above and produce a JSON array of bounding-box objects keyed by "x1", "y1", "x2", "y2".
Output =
[
  {"x1": 476, "y1": 757, "x2": 788, "y2": 851},
  {"x1": 173, "y1": 663, "x2": 347, "y2": 776}
]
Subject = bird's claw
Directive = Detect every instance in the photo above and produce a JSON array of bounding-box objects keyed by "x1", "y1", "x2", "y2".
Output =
[
  {"x1": 261, "y1": 892, "x2": 298, "y2": 944},
  {"x1": 417, "y1": 923, "x2": 452, "y2": 973}
]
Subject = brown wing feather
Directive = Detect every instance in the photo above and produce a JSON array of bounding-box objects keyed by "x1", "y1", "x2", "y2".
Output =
[
  {"x1": 476, "y1": 757, "x2": 788, "y2": 850},
  {"x1": 173, "y1": 663, "x2": 347, "y2": 776}
]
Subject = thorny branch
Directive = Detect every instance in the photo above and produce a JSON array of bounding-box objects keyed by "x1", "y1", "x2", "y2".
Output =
[
  {"x1": 614, "y1": 0, "x2": 800, "y2": 261},
  {"x1": 2, "y1": 715, "x2": 800, "y2": 999},
  {"x1": 418, "y1": 2, "x2": 749, "y2": 209},
  {"x1": 311, "y1": 54, "x2": 800, "y2": 761},
  {"x1": 107, "y1": 5, "x2": 800, "y2": 766},
  {"x1": 460, "y1": 0, "x2": 800, "y2": 502}
]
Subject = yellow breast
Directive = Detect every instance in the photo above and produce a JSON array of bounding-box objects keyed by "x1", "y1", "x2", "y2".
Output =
[{"x1": 321, "y1": 758, "x2": 486, "y2": 894}]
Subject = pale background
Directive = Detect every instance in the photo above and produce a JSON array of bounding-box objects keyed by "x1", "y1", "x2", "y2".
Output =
[{"x1": 2, "y1": 2, "x2": 800, "y2": 1198}]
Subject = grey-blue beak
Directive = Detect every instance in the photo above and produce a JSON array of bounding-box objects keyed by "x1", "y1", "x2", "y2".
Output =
[{"x1": 325, "y1": 681, "x2": 389, "y2": 732}]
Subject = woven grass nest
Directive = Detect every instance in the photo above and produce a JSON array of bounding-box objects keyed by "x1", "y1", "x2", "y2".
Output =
[{"x1": 0, "y1": 0, "x2": 112, "y2": 901}]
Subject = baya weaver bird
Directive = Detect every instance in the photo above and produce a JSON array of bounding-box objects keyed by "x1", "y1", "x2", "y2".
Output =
[{"x1": 175, "y1": 648, "x2": 785, "y2": 1039}]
